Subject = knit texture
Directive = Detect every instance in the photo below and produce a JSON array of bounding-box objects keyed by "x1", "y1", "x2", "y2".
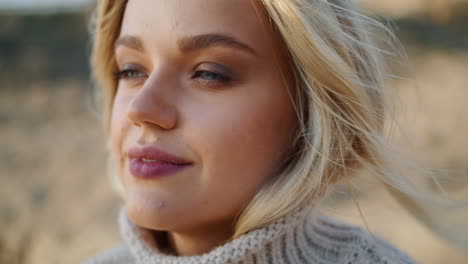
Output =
[{"x1": 83, "y1": 206, "x2": 418, "y2": 264}]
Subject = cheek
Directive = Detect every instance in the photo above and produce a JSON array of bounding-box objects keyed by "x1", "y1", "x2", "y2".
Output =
[
  {"x1": 109, "y1": 89, "x2": 131, "y2": 163},
  {"x1": 185, "y1": 84, "x2": 297, "y2": 208}
]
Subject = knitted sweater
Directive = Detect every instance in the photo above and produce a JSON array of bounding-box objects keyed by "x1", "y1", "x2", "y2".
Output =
[{"x1": 83, "y1": 206, "x2": 418, "y2": 264}]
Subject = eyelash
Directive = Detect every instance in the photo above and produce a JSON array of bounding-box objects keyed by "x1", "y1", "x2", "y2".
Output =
[
  {"x1": 191, "y1": 70, "x2": 231, "y2": 84},
  {"x1": 113, "y1": 69, "x2": 145, "y2": 80},
  {"x1": 113, "y1": 69, "x2": 232, "y2": 84}
]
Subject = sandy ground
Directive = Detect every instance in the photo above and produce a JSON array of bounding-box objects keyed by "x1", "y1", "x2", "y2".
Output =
[{"x1": 0, "y1": 45, "x2": 467, "y2": 264}]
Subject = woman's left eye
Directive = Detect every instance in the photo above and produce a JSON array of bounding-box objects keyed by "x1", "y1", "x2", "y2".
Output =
[{"x1": 192, "y1": 70, "x2": 231, "y2": 83}]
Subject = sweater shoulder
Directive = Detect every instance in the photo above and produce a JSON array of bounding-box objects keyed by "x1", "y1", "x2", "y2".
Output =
[
  {"x1": 349, "y1": 230, "x2": 418, "y2": 264},
  {"x1": 311, "y1": 214, "x2": 419, "y2": 264},
  {"x1": 81, "y1": 243, "x2": 135, "y2": 264}
]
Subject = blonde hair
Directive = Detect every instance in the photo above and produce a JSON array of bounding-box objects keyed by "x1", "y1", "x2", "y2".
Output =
[{"x1": 89, "y1": 0, "x2": 449, "y2": 242}]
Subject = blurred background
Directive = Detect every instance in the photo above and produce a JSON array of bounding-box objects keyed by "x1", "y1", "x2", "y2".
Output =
[{"x1": 0, "y1": 0, "x2": 467, "y2": 263}]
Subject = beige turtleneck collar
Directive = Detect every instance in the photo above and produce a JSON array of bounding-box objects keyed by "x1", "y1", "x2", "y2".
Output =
[{"x1": 91, "y1": 205, "x2": 419, "y2": 264}]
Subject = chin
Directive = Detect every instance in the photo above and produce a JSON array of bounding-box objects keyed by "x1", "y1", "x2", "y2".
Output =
[{"x1": 124, "y1": 190, "x2": 182, "y2": 231}]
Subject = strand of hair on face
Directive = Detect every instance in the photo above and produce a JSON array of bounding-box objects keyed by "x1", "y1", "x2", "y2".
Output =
[{"x1": 347, "y1": 181, "x2": 371, "y2": 233}]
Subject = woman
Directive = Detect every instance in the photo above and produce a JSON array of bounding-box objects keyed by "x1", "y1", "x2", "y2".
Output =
[{"x1": 84, "y1": 0, "x2": 422, "y2": 263}]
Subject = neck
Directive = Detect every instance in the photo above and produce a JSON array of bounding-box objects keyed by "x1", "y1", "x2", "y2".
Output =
[
  {"x1": 162, "y1": 219, "x2": 235, "y2": 256},
  {"x1": 119, "y1": 204, "x2": 320, "y2": 263}
]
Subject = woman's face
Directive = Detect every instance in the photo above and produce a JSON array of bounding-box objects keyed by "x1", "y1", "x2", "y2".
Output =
[{"x1": 111, "y1": 0, "x2": 298, "y2": 232}]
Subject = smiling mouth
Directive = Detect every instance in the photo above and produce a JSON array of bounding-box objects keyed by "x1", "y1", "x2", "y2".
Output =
[
  {"x1": 126, "y1": 145, "x2": 193, "y2": 178},
  {"x1": 138, "y1": 158, "x2": 192, "y2": 164},
  {"x1": 129, "y1": 158, "x2": 192, "y2": 179}
]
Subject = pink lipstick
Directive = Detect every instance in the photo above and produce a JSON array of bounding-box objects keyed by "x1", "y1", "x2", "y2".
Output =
[{"x1": 127, "y1": 146, "x2": 192, "y2": 179}]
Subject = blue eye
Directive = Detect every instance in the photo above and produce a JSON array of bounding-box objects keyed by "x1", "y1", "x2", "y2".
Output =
[
  {"x1": 114, "y1": 69, "x2": 146, "y2": 80},
  {"x1": 192, "y1": 70, "x2": 231, "y2": 83}
]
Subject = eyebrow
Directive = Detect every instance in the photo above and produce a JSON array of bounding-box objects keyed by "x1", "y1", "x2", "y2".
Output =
[
  {"x1": 114, "y1": 33, "x2": 257, "y2": 56},
  {"x1": 178, "y1": 33, "x2": 257, "y2": 56},
  {"x1": 114, "y1": 35, "x2": 144, "y2": 52}
]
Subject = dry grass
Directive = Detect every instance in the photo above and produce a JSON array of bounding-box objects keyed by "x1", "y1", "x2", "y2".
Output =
[{"x1": 0, "y1": 81, "x2": 121, "y2": 263}]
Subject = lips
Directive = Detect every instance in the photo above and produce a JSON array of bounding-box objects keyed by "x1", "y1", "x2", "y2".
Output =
[
  {"x1": 127, "y1": 146, "x2": 192, "y2": 178},
  {"x1": 128, "y1": 146, "x2": 192, "y2": 164}
]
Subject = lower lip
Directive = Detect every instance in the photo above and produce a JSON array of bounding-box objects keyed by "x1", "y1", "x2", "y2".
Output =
[{"x1": 129, "y1": 159, "x2": 191, "y2": 179}]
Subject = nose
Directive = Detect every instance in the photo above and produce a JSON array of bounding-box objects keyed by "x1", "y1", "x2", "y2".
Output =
[{"x1": 126, "y1": 73, "x2": 178, "y2": 130}]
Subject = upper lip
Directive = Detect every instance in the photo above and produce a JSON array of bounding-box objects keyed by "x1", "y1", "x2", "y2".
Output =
[{"x1": 127, "y1": 145, "x2": 192, "y2": 165}]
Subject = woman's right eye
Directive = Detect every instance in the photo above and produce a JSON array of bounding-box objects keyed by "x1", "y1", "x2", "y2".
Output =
[{"x1": 114, "y1": 69, "x2": 146, "y2": 80}]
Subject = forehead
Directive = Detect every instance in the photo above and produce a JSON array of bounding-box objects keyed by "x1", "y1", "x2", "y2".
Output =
[{"x1": 119, "y1": 0, "x2": 278, "y2": 57}]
